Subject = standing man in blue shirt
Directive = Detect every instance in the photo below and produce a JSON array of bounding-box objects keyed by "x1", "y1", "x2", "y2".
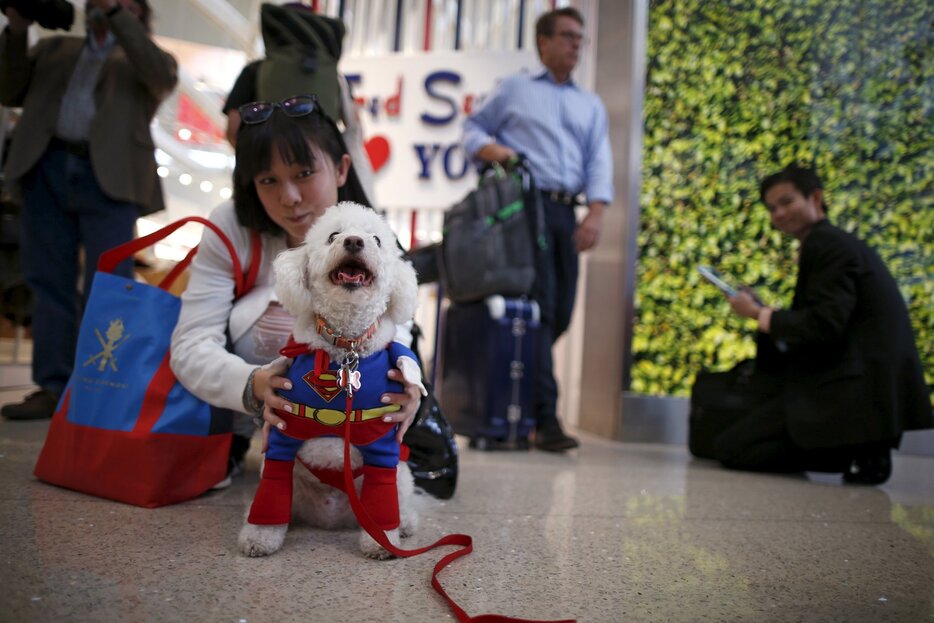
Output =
[
  {"x1": 0, "y1": 0, "x2": 177, "y2": 420},
  {"x1": 462, "y1": 7, "x2": 613, "y2": 452}
]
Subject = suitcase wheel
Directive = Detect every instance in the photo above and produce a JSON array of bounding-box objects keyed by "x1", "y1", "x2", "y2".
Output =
[{"x1": 469, "y1": 436, "x2": 490, "y2": 451}]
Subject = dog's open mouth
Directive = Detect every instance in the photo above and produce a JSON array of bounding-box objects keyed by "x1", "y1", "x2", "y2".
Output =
[{"x1": 330, "y1": 258, "x2": 374, "y2": 289}]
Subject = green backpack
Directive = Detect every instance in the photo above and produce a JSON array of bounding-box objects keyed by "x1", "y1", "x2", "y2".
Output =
[{"x1": 256, "y1": 3, "x2": 345, "y2": 123}]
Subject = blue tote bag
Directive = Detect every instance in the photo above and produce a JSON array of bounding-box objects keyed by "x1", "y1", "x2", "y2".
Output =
[{"x1": 34, "y1": 217, "x2": 260, "y2": 507}]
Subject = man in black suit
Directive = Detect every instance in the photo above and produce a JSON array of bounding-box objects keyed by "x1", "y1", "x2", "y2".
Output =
[{"x1": 717, "y1": 164, "x2": 932, "y2": 484}]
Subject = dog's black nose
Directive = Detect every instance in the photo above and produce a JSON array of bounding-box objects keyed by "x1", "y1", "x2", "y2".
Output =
[{"x1": 343, "y1": 235, "x2": 365, "y2": 254}]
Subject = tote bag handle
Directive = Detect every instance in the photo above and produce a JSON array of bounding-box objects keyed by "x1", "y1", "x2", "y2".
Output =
[{"x1": 98, "y1": 216, "x2": 261, "y2": 298}]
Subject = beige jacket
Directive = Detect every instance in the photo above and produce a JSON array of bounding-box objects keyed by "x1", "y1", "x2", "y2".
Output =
[{"x1": 0, "y1": 10, "x2": 177, "y2": 214}]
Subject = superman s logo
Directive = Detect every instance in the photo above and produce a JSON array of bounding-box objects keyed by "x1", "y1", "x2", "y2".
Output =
[{"x1": 303, "y1": 368, "x2": 342, "y2": 403}]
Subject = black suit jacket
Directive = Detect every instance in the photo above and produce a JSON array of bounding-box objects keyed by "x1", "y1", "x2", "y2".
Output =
[{"x1": 768, "y1": 220, "x2": 932, "y2": 449}]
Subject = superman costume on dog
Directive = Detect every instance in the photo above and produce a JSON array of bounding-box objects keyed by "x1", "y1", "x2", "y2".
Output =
[{"x1": 246, "y1": 336, "x2": 420, "y2": 531}]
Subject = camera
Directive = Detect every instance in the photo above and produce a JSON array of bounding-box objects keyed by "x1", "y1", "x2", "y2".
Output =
[{"x1": 1, "y1": 0, "x2": 75, "y2": 32}]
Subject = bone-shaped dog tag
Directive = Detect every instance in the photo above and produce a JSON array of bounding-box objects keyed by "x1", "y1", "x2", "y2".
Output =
[
  {"x1": 339, "y1": 367, "x2": 361, "y2": 397},
  {"x1": 339, "y1": 350, "x2": 360, "y2": 397}
]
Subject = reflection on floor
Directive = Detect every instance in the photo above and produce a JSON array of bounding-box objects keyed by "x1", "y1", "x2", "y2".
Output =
[{"x1": 1, "y1": 387, "x2": 932, "y2": 623}]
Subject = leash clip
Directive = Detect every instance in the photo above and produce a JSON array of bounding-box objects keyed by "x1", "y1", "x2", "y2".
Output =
[{"x1": 339, "y1": 344, "x2": 361, "y2": 398}]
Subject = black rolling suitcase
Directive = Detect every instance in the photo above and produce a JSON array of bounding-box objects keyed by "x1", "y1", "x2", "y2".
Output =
[{"x1": 440, "y1": 295, "x2": 539, "y2": 450}]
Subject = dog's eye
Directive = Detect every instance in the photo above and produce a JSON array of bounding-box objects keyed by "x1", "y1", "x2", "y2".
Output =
[
  {"x1": 373, "y1": 236, "x2": 381, "y2": 247},
  {"x1": 327, "y1": 232, "x2": 339, "y2": 244}
]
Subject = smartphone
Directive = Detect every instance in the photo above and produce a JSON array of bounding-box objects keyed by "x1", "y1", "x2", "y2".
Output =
[{"x1": 697, "y1": 265, "x2": 737, "y2": 297}]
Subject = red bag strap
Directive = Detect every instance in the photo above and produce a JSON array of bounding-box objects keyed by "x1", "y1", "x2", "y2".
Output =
[
  {"x1": 242, "y1": 229, "x2": 262, "y2": 296},
  {"x1": 157, "y1": 246, "x2": 199, "y2": 291},
  {"x1": 339, "y1": 398, "x2": 575, "y2": 623},
  {"x1": 98, "y1": 217, "x2": 263, "y2": 299}
]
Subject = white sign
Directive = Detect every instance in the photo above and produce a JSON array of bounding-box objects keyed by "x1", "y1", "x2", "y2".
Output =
[{"x1": 340, "y1": 50, "x2": 540, "y2": 209}]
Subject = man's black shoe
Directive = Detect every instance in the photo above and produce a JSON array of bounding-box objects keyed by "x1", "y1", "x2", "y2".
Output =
[
  {"x1": 843, "y1": 449, "x2": 892, "y2": 485},
  {"x1": 535, "y1": 427, "x2": 580, "y2": 453},
  {"x1": 1, "y1": 390, "x2": 60, "y2": 420}
]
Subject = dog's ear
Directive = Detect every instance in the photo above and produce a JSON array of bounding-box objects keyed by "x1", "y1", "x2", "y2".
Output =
[
  {"x1": 273, "y1": 245, "x2": 314, "y2": 316},
  {"x1": 385, "y1": 257, "x2": 419, "y2": 324}
]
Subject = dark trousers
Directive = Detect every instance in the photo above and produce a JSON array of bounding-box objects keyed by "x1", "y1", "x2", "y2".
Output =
[
  {"x1": 20, "y1": 145, "x2": 138, "y2": 393},
  {"x1": 532, "y1": 195, "x2": 580, "y2": 430},
  {"x1": 713, "y1": 395, "x2": 895, "y2": 474}
]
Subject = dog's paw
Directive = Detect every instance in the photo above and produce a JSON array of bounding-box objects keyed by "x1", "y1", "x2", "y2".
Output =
[
  {"x1": 399, "y1": 512, "x2": 418, "y2": 539},
  {"x1": 359, "y1": 528, "x2": 400, "y2": 560},
  {"x1": 238, "y1": 523, "x2": 289, "y2": 557}
]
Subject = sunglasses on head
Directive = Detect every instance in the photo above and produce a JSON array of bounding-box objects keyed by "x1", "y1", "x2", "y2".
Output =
[{"x1": 238, "y1": 95, "x2": 320, "y2": 125}]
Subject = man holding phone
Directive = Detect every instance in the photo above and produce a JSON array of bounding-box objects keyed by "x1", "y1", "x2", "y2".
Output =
[
  {"x1": 714, "y1": 165, "x2": 931, "y2": 484},
  {"x1": 0, "y1": 0, "x2": 177, "y2": 420}
]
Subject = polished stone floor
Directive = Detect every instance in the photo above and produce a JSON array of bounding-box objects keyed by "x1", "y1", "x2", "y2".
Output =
[{"x1": 1, "y1": 387, "x2": 933, "y2": 623}]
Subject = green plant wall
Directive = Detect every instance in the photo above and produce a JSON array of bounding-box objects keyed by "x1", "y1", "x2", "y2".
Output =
[{"x1": 633, "y1": 0, "x2": 933, "y2": 399}]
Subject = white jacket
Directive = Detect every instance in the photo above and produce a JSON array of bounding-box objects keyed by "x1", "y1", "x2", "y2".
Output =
[{"x1": 170, "y1": 202, "x2": 288, "y2": 413}]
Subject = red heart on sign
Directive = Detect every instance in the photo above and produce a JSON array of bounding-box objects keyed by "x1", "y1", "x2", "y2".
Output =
[{"x1": 364, "y1": 135, "x2": 391, "y2": 172}]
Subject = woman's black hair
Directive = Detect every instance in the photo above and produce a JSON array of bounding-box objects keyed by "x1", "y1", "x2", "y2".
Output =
[
  {"x1": 232, "y1": 107, "x2": 371, "y2": 236},
  {"x1": 759, "y1": 164, "x2": 828, "y2": 212}
]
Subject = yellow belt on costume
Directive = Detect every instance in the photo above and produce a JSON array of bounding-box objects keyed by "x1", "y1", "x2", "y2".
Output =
[{"x1": 286, "y1": 401, "x2": 401, "y2": 426}]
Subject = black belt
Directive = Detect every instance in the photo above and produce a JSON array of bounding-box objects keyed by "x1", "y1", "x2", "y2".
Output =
[
  {"x1": 49, "y1": 137, "x2": 91, "y2": 158},
  {"x1": 540, "y1": 189, "x2": 581, "y2": 207}
]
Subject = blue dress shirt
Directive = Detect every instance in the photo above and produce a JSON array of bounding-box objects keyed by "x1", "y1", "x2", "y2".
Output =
[
  {"x1": 55, "y1": 31, "x2": 117, "y2": 142},
  {"x1": 462, "y1": 70, "x2": 614, "y2": 205}
]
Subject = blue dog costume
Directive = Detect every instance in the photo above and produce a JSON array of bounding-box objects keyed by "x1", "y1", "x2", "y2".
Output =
[{"x1": 246, "y1": 338, "x2": 418, "y2": 531}]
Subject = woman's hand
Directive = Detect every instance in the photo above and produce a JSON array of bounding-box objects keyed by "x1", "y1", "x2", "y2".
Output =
[
  {"x1": 381, "y1": 368, "x2": 422, "y2": 443},
  {"x1": 254, "y1": 358, "x2": 293, "y2": 436},
  {"x1": 261, "y1": 421, "x2": 272, "y2": 454}
]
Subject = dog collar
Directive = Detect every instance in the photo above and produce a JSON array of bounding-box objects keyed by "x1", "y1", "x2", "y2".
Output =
[{"x1": 314, "y1": 315, "x2": 379, "y2": 350}]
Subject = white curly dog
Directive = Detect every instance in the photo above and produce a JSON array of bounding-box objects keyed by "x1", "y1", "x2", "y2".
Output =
[{"x1": 238, "y1": 202, "x2": 426, "y2": 559}]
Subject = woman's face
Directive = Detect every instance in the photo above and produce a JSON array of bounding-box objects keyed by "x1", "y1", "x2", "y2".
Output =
[
  {"x1": 253, "y1": 144, "x2": 350, "y2": 247},
  {"x1": 763, "y1": 181, "x2": 825, "y2": 240}
]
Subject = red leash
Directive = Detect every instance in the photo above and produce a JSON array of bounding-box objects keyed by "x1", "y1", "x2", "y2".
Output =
[{"x1": 339, "y1": 394, "x2": 575, "y2": 623}]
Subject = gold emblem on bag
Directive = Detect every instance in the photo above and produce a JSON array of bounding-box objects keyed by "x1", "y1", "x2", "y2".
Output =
[{"x1": 83, "y1": 319, "x2": 130, "y2": 372}]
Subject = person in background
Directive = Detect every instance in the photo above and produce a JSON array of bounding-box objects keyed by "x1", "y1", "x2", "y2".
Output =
[
  {"x1": 0, "y1": 0, "x2": 178, "y2": 420},
  {"x1": 462, "y1": 7, "x2": 613, "y2": 452},
  {"x1": 721, "y1": 164, "x2": 932, "y2": 484},
  {"x1": 221, "y1": 2, "x2": 375, "y2": 202},
  {"x1": 170, "y1": 96, "x2": 420, "y2": 487}
]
